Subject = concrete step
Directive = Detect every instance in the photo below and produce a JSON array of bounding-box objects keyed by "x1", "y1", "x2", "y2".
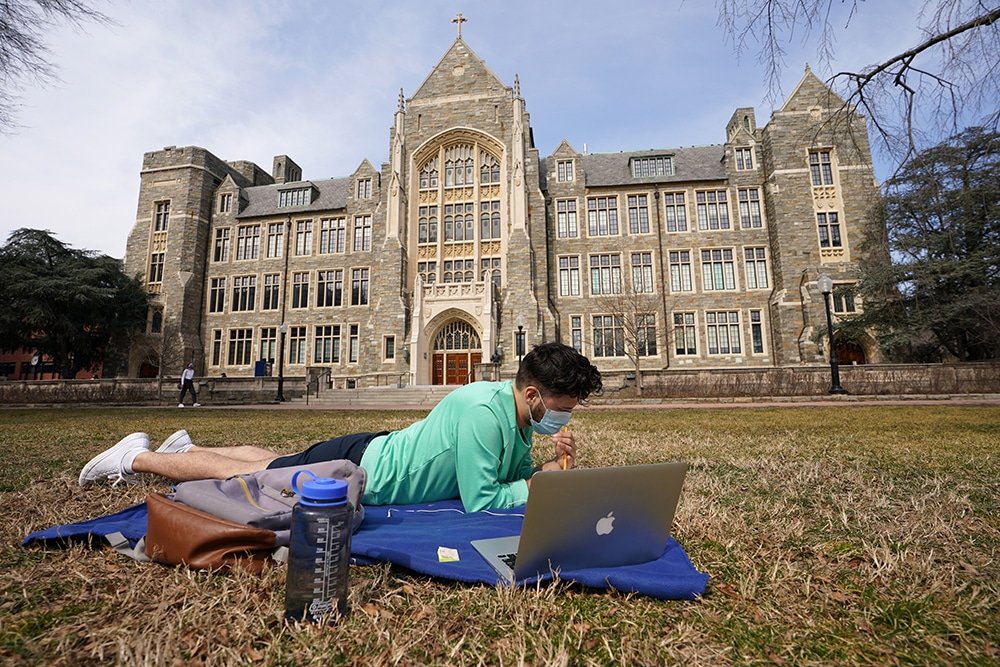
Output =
[{"x1": 287, "y1": 385, "x2": 460, "y2": 409}]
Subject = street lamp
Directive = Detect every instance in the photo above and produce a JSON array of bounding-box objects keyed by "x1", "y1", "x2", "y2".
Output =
[
  {"x1": 276, "y1": 322, "x2": 288, "y2": 402},
  {"x1": 817, "y1": 274, "x2": 847, "y2": 395},
  {"x1": 515, "y1": 314, "x2": 526, "y2": 365}
]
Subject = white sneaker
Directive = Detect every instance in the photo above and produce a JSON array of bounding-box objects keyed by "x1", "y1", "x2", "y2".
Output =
[
  {"x1": 178, "y1": 403, "x2": 185, "y2": 408},
  {"x1": 193, "y1": 403, "x2": 201, "y2": 407},
  {"x1": 79, "y1": 433, "x2": 150, "y2": 487},
  {"x1": 155, "y1": 429, "x2": 194, "y2": 454}
]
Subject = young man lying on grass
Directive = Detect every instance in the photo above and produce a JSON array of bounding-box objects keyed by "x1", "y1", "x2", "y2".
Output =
[{"x1": 79, "y1": 342, "x2": 602, "y2": 513}]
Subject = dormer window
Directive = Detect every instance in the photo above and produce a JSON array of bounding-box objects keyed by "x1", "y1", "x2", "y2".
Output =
[
  {"x1": 630, "y1": 156, "x2": 673, "y2": 178},
  {"x1": 557, "y1": 160, "x2": 574, "y2": 182},
  {"x1": 278, "y1": 186, "x2": 314, "y2": 208},
  {"x1": 357, "y1": 178, "x2": 372, "y2": 199}
]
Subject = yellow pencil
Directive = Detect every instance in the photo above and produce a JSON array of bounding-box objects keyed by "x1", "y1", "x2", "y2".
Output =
[{"x1": 560, "y1": 425, "x2": 569, "y2": 469}]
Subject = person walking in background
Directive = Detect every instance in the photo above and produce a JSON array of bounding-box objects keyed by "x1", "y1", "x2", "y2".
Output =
[{"x1": 178, "y1": 363, "x2": 200, "y2": 408}]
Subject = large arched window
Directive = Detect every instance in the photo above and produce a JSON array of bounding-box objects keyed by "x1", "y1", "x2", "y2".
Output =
[
  {"x1": 414, "y1": 137, "x2": 504, "y2": 286},
  {"x1": 433, "y1": 320, "x2": 481, "y2": 351}
]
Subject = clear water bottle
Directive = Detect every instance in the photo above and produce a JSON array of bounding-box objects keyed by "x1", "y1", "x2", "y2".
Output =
[{"x1": 284, "y1": 471, "x2": 353, "y2": 623}]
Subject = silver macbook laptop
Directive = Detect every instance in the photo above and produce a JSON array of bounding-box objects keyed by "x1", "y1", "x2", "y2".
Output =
[{"x1": 471, "y1": 462, "x2": 687, "y2": 583}]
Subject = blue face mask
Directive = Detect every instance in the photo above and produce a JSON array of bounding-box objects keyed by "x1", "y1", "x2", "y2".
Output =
[{"x1": 530, "y1": 393, "x2": 572, "y2": 435}]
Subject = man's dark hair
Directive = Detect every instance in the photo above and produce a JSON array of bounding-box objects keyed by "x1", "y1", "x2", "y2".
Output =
[{"x1": 515, "y1": 342, "x2": 602, "y2": 401}]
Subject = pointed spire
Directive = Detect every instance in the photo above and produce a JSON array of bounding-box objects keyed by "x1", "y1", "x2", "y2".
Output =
[
  {"x1": 398, "y1": 88, "x2": 405, "y2": 112},
  {"x1": 514, "y1": 74, "x2": 520, "y2": 98}
]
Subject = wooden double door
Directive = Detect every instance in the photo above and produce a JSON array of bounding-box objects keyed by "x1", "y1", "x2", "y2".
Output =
[{"x1": 432, "y1": 352, "x2": 482, "y2": 385}]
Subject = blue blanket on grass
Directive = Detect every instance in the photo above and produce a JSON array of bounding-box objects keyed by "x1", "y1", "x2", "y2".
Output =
[{"x1": 22, "y1": 500, "x2": 708, "y2": 600}]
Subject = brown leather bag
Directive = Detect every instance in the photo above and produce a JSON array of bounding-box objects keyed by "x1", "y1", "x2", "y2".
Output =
[{"x1": 145, "y1": 492, "x2": 277, "y2": 574}]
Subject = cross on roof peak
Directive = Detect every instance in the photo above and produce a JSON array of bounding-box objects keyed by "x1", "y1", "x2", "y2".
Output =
[{"x1": 452, "y1": 13, "x2": 467, "y2": 38}]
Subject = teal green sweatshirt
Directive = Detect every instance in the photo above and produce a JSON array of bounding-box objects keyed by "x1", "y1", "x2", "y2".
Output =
[{"x1": 359, "y1": 380, "x2": 535, "y2": 512}]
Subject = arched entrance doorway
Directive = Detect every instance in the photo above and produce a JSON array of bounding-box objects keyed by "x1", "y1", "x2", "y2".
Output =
[
  {"x1": 432, "y1": 320, "x2": 482, "y2": 385},
  {"x1": 836, "y1": 340, "x2": 866, "y2": 365}
]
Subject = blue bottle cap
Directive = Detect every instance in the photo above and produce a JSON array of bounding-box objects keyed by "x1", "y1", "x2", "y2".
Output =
[{"x1": 292, "y1": 471, "x2": 348, "y2": 505}]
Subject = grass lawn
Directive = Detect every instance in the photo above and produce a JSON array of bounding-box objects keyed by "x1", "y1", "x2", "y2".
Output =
[{"x1": 1, "y1": 405, "x2": 998, "y2": 666}]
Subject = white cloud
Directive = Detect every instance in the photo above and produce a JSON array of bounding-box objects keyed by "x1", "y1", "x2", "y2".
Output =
[{"x1": 0, "y1": 0, "x2": 928, "y2": 257}]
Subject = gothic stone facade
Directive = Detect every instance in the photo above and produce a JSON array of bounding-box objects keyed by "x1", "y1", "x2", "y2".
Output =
[{"x1": 123, "y1": 37, "x2": 880, "y2": 385}]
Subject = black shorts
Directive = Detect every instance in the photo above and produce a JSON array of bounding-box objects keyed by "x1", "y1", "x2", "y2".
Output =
[{"x1": 266, "y1": 431, "x2": 388, "y2": 469}]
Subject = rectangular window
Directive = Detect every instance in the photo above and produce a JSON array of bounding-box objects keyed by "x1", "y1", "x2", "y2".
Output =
[
  {"x1": 556, "y1": 199, "x2": 578, "y2": 238},
  {"x1": 291, "y1": 272, "x2": 309, "y2": 309},
  {"x1": 357, "y1": 178, "x2": 372, "y2": 199},
  {"x1": 592, "y1": 315, "x2": 626, "y2": 357},
  {"x1": 262, "y1": 274, "x2": 279, "y2": 310},
  {"x1": 154, "y1": 201, "x2": 170, "y2": 231},
  {"x1": 279, "y1": 188, "x2": 312, "y2": 208},
  {"x1": 738, "y1": 189, "x2": 763, "y2": 229},
  {"x1": 744, "y1": 247, "x2": 769, "y2": 289},
  {"x1": 231, "y1": 275, "x2": 256, "y2": 312},
  {"x1": 218, "y1": 193, "x2": 232, "y2": 213},
  {"x1": 211, "y1": 330, "x2": 222, "y2": 366},
  {"x1": 480, "y1": 201, "x2": 502, "y2": 240},
  {"x1": 148, "y1": 253, "x2": 164, "y2": 283},
  {"x1": 673, "y1": 312, "x2": 697, "y2": 355},
  {"x1": 735, "y1": 148, "x2": 754, "y2": 170},
  {"x1": 227, "y1": 328, "x2": 253, "y2": 366},
  {"x1": 314, "y1": 325, "x2": 341, "y2": 363},
  {"x1": 663, "y1": 193, "x2": 687, "y2": 232},
  {"x1": 557, "y1": 160, "x2": 574, "y2": 182},
  {"x1": 260, "y1": 327, "x2": 277, "y2": 362},
  {"x1": 319, "y1": 217, "x2": 345, "y2": 254},
  {"x1": 351, "y1": 268, "x2": 369, "y2": 305},
  {"x1": 589, "y1": 254, "x2": 622, "y2": 295},
  {"x1": 627, "y1": 195, "x2": 650, "y2": 234},
  {"x1": 750, "y1": 310, "x2": 765, "y2": 354},
  {"x1": 706, "y1": 311, "x2": 742, "y2": 355},
  {"x1": 636, "y1": 314, "x2": 658, "y2": 356},
  {"x1": 288, "y1": 326, "x2": 307, "y2": 364},
  {"x1": 349, "y1": 324, "x2": 359, "y2": 363},
  {"x1": 631, "y1": 252, "x2": 654, "y2": 293},
  {"x1": 295, "y1": 220, "x2": 312, "y2": 256},
  {"x1": 266, "y1": 222, "x2": 284, "y2": 258},
  {"x1": 418, "y1": 260, "x2": 437, "y2": 285},
  {"x1": 571, "y1": 316, "x2": 582, "y2": 353},
  {"x1": 558, "y1": 256, "x2": 581, "y2": 296},
  {"x1": 209, "y1": 277, "x2": 226, "y2": 313},
  {"x1": 669, "y1": 250, "x2": 693, "y2": 292},
  {"x1": 418, "y1": 205, "x2": 438, "y2": 244},
  {"x1": 809, "y1": 150, "x2": 834, "y2": 186},
  {"x1": 696, "y1": 191, "x2": 731, "y2": 230},
  {"x1": 384, "y1": 336, "x2": 395, "y2": 361},
  {"x1": 630, "y1": 156, "x2": 673, "y2": 178},
  {"x1": 817, "y1": 212, "x2": 842, "y2": 248},
  {"x1": 701, "y1": 249, "x2": 736, "y2": 290},
  {"x1": 444, "y1": 203, "x2": 475, "y2": 242},
  {"x1": 316, "y1": 269, "x2": 343, "y2": 307},
  {"x1": 353, "y1": 215, "x2": 372, "y2": 252},
  {"x1": 833, "y1": 286, "x2": 857, "y2": 314},
  {"x1": 236, "y1": 225, "x2": 260, "y2": 260},
  {"x1": 587, "y1": 197, "x2": 619, "y2": 236},
  {"x1": 213, "y1": 228, "x2": 230, "y2": 262},
  {"x1": 481, "y1": 257, "x2": 501, "y2": 286}
]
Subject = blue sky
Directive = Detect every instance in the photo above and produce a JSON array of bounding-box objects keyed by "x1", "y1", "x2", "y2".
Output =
[{"x1": 0, "y1": 0, "x2": 922, "y2": 258}]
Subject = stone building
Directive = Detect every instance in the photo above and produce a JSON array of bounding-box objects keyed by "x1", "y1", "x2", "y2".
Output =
[{"x1": 123, "y1": 30, "x2": 881, "y2": 386}]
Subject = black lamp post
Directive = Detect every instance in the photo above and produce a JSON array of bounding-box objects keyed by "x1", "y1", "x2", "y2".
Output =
[
  {"x1": 817, "y1": 274, "x2": 847, "y2": 395},
  {"x1": 515, "y1": 314, "x2": 526, "y2": 365},
  {"x1": 276, "y1": 322, "x2": 288, "y2": 402}
]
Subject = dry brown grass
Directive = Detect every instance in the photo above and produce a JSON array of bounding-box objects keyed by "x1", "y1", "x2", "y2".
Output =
[{"x1": 1, "y1": 405, "x2": 999, "y2": 666}]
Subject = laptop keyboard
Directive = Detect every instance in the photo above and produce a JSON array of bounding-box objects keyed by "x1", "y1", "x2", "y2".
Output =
[{"x1": 498, "y1": 552, "x2": 517, "y2": 569}]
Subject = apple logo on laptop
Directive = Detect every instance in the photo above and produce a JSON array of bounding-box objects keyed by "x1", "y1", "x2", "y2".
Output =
[{"x1": 595, "y1": 511, "x2": 615, "y2": 535}]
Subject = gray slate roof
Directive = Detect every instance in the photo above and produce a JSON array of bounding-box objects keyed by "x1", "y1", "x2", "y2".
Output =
[
  {"x1": 237, "y1": 177, "x2": 350, "y2": 219},
  {"x1": 581, "y1": 146, "x2": 726, "y2": 187}
]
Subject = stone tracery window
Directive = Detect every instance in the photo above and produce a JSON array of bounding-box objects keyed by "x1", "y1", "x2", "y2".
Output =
[{"x1": 433, "y1": 320, "x2": 481, "y2": 351}]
